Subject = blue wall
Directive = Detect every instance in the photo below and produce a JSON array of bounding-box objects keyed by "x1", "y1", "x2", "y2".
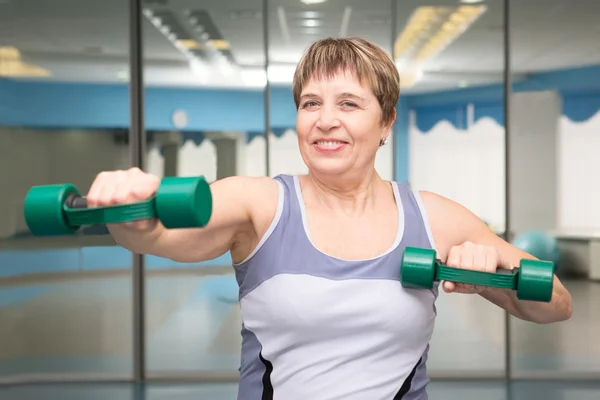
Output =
[
  {"x1": 410, "y1": 64, "x2": 600, "y2": 132},
  {"x1": 2, "y1": 63, "x2": 600, "y2": 279},
  {"x1": 0, "y1": 79, "x2": 298, "y2": 132}
]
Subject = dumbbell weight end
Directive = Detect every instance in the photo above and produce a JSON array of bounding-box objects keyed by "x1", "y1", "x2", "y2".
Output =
[
  {"x1": 24, "y1": 184, "x2": 82, "y2": 236},
  {"x1": 154, "y1": 176, "x2": 212, "y2": 229}
]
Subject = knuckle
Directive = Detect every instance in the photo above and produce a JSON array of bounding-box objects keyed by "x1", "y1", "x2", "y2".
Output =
[
  {"x1": 95, "y1": 171, "x2": 109, "y2": 181},
  {"x1": 112, "y1": 192, "x2": 129, "y2": 204},
  {"x1": 131, "y1": 185, "x2": 151, "y2": 200}
]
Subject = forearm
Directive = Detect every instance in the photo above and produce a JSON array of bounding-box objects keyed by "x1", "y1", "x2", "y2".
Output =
[
  {"x1": 481, "y1": 276, "x2": 573, "y2": 324},
  {"x1": 108, "y1": 223, "x2": 167, "y2": 256}
]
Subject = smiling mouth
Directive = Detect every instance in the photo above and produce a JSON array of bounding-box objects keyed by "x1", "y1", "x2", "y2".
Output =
[
  {"x1": 312, "y1": 140, "x2": 348, "y2": 153},
  {"x1": 313, "y1": 140, "x2": 348, "y2": 146}
]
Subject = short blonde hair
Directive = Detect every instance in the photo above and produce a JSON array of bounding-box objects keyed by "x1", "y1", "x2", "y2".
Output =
[{"x1": 292, "y1": 37, "x2": 400, "y2": 127}]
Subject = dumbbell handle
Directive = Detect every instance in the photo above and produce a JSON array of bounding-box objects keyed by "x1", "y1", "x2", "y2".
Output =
[
  {"x1": 66, "y1": 195, "x2": 88, "y2": 209},
  {"x1": 435, "y1": 261, "x2": 518, "y2": 290},
  {"x1": 64, "y1": 195, "x2": 109, "y2": 234},
  {"x1": 63, "y1": 194, "x2": 157, "y2": 227}
]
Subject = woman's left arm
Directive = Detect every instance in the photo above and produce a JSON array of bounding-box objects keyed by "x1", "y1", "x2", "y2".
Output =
[{"x1": 419, "y1": 190, "x2": 573, "y2": 324}]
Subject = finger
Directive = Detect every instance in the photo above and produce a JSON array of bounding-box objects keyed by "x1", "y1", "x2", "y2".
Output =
[
  {"x1": 466, "y1": 246, "x2": 489, "y2": 293},
  {"x1": 461, "y1": 244, "x2": 475, "y2": 271},
  {"x1": 86, "y1": 172, "x2": 113, "y2": 208},
  {"x1": 443, "y1": 281, "x2": 456, "y2": 293},
  {"x1": 116, "y1": 169, "x2": 150, "y2": 205},
  {"x1": 447, "y1": 247, "x2": 474, "y2": 291},
  {"x1": 453, "y1": 284, "x2": 484, "y2": 294},
  {"x1": 446, "y1": 246, "x2": 461, "y2": 268},
  {"x1": 130, "y1": 173, "x2": 160, "y2": 202},
  {"x1": 461, "y1": 243, "x2": 479, "y2": 292},
  {"x1": 474, "y1": 245, "x2": 488, "y2": 272},
  {"x1": 104, "y1": 170, "x2": 129, "y2": 205}
]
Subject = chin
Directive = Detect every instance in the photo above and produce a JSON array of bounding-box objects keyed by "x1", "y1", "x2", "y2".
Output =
[{"x1": 306, "y1": 158, "x2": 353, "y2": 176}]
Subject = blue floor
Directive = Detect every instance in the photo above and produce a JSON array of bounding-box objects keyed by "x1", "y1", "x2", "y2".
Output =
[{"x1": 1, "y1": 381, "x2": 599, "y2": 399}]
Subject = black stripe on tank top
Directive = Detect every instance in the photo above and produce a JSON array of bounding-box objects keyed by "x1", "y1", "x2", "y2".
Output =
[
  {"x1": 259, "y1": 351, "x2": 274, "y2": 400},
  {"x1": 393, "y1": 357, "x2": 422, "y2": 399}
]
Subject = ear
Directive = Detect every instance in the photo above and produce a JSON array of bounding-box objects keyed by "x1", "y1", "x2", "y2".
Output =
[{"x1": 379, "y1": 108, "x2": 396, "y2": 145}]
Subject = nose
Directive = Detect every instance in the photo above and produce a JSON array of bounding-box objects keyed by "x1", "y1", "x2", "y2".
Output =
[{"x1": 316, "y1": 104, "x2": 340, "y2": 131}]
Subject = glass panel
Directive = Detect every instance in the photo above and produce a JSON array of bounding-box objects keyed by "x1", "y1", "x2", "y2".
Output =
[
  {"x1": 0, "y1": 0, "x2": 132, "y2": 381},
  {"x1": 396, "y1": 0, "x2": 507, "y2": 377},
  {"x1": 508, "y1": 0, "x2": 600, "y2": 378},
  {"x1": 142, "y1": 0, "x2": 266, "y2": 377}
]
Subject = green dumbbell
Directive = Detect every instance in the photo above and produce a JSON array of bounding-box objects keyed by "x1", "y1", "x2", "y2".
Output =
[
  {"x1": 400, "y1": 247, "x2": 555, "y2": 302},
  {"x1": 23, "y1": 176, "x2": 212, "y2": 236}
]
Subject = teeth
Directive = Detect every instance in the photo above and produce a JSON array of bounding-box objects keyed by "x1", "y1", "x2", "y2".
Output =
[{"x1": 316, "y1": 141, "x2": 344, "y2": 146}]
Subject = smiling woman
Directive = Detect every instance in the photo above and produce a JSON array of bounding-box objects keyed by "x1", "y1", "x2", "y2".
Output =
[
  {"x1": 95, "y1": 35, "x2": 571, "y2": 400},
  {"x1": 293, "y1": 37, "x2": 398, "y2": 182}
]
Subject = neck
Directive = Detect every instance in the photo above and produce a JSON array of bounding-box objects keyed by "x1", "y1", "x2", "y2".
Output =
[{"x1": 303, "y1": 168, "x2": 384, "y2": 215}]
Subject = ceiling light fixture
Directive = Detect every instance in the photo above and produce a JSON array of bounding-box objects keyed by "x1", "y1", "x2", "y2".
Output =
[
  {"x1": 300, "y1": 0, "x2": 327, "y2": 5},
  {"x1": 0, "y1": 46, "x2": 50, "y2": 77},
  {"x1": 301, "y1": 19, "x2": 320, "y2": 27},
  {"x1": 393, "y1": 5, "x2": 487, "y2": 88}
]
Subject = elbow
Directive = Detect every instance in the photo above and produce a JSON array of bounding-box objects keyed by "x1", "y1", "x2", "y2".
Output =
[
  {"x1": 534, "y1": 294, "x2": 573, "y2": 325},
  {"x1": 555, "y1": 290, "x2": 574, "y2": 322},
  {"x1": 556, "y1": 297, "x2": 573, "y2": 322}
]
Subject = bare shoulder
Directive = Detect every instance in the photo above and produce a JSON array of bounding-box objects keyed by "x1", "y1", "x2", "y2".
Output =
[
  {"x1": 226, "y1": 174, "x2": 279, "y2": 205},
  {"x1": 220, "y1": 175, "x2": 281, "y2": 262},
  {"x1": 417, "y1": 190, "x2": 492, "y2": 260}
]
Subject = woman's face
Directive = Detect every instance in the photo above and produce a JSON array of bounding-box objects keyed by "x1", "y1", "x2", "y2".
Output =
[{"x1": 296, "y1": 68, "x2": 392, "y2": 179}]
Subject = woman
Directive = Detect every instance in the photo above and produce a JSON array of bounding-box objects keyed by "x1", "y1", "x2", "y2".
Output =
[{"x1": 89, "y1": 37, "x2": 572, "y2": 399}]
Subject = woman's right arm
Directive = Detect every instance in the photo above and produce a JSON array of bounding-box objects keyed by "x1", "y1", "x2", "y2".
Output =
[{"x1": 87, "y1": 167, "x2": 278, "y2": 263}]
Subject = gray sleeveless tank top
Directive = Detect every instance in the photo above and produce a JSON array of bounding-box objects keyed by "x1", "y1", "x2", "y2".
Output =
[{"x1": 233, "y1": 174, "x2": 439, "y2": 400}]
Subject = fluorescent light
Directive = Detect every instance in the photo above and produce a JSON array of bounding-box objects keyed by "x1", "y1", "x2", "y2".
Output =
[
  {"x1": 300, "y1": 0, "x2": 327, "y2": 4},
  {"x1": 0, "y1": 46, "x2": 50, "y2": 77},
  {"x1": 300, "y1": 19, "x2": 321, "y2": 27},
  {"x1": 208, "y1": 39, "x2": 231, "y2": 50},
  {"x1": 393, "y1": 5, "x2": 487, "y2": 88},
  {"x1": 176, "y1": 39, "x2": 202, "y2": 50},
  {"x1": 460, "y1": 0, "x2": 484, "y2": 3}
]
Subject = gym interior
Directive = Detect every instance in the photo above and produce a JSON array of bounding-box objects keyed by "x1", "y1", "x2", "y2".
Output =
[{"x1": 1, "y1": 0, "x2": 599, "y2": 398}]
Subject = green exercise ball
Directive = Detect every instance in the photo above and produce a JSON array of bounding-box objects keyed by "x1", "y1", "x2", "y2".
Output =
[{"x1": 512, "y1": 230, "x2": 560, "y2": 266}]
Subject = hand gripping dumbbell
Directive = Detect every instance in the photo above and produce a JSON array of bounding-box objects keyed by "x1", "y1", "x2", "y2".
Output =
[
  {"x1": 23, "y1": 176, "x2": 212, "y2": 236},
  {"x1": 400, "y1": 247, "x2": 555, "y2": 302}
]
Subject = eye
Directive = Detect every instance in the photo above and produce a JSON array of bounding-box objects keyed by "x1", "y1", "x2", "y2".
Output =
[
  {"x1": 341, "y1": 101, "x2": 358, "y2": 108},
  {"x1": 302, "y1": 101, "x2": 319, "y2": 109}
]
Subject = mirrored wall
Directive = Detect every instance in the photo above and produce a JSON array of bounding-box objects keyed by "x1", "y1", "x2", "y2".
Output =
[
  {"x1": 0, "y1": 0, "x2": 597, "y2": 388},
  {"x1": 0, "y1": 0, "x2": 134, "y2": 383}
]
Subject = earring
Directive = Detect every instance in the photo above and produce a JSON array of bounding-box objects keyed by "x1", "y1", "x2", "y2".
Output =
[{"x1": 379, "y1": 138, "x2": 387, "y2": 146}]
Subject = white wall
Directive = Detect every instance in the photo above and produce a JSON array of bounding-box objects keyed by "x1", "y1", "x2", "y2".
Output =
[
  {"x1": 409, "y1": 117, "x2": 506, "y2": 232},
  {"x1": 558, "y1": 112, "x2": 600, "y2": 231},
  {"x1": 408, "y1": 104, "x2": 600, "y2": 233},
  {"x1": 0, "y1": 128, "x2": 129, "y2": 238}
]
